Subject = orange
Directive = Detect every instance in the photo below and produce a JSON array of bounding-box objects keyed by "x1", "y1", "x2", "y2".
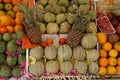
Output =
[
  {"x1": 14, "y1": 25, "x2": 23, "y2": 32},
  {"x1": 96, "y1": 32, "x2": 107, "y2": 44},
  {"x1": 15, "y1": 17, "x2": 23, "y2": 25},
  {"x1": 99, "y1": 49, "x2": 107, "y2": 58},
  {"x1": 117, "y1": 57, "x2": 120, "y2": 66},
  {"x1": 108, "y1": 49, "x2": 118, "y2": 58},
  {"x1": 99, "y1": 67, "x2": 107, "y2": 76},
  {"x1": 3, "y1": 0, "x2": 11, "y2": 3},
  {"x1": 0, "y1": 15, "x2": 12, "y2": 28},
  {"x1": 12, "y1": 0, "x2": 29, "y2": 6},
  {"x1": 116, "y1": 66, "x2": 120, "y2": 73},
  {"x1": 0, "y1": 0, "x2": 3, "y2": 2},
  {"x1": 0, "y1": 11, "x2": 6, "y2": 17},
  {"x1": 41, "y1": 42, "x2": 47, "y2": 48},
  {"x1": 114, "y1": 42, "x2": 120, "y2": 51},
  {"x1": 24, "y1": 0, "x2": 30, "y2": 4},
  {"x1": 0, "y1": 27, "x2": 8, "y2": 34},
  {"x1": 12, "y1": 0, "x2": 21, "y2": 5},
  {"x1": 6, "y1": 25, "x2": 14, "y2": 33},
  {"x1": 102, "y1": 42, "x2": 112, "y2": 51},
  {"x1": 99, "y1": 58, "x2": 108, "y2": 67},
  {"x1": 46, "y1": 38, "x2": 53, "y2": 45},
  {"x1": 15, "y1": 12, "x2": 24, "y2": 25},
  {"x1": 15, "y1": 12, "x2": 23, "y2": 18},
  {"x1": 13, "y1": 6, "x2": 21, "y2": 13},
  {"x1": 10, "y1": 19, "x2": 16, "y2": 26},
  {"x1": 107, "y1": 66, "x2": 117, "y2": 75},
  {"x1": 108, "y1": 57, "x2": 117, "y2": 66}
]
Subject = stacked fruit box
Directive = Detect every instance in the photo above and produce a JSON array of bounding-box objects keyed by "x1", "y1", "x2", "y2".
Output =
[
  {"x1": 96, "y1": 0, "x2": 120, "y2": 79},
  {"x1": 26, "y1": 0, "x2": 99, "y2": 80},
  {"x1": 0, "y1": 0, "x2": 28, "y2": 79}
]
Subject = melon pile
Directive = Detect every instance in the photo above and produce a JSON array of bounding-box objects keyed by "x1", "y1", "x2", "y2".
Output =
[
  {"x1": 28, "y1": 0, "x2": 99, "y2": 78},
  {"x1": 36, "y1": 0, "x2": 97, "y2": 34},
  {"x1": 29, "y1": 44, "x2": 99, "y2": 77}
]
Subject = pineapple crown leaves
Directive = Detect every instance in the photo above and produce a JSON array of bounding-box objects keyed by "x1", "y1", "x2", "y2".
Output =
[
  {"x1": 17, "y1": 0, "x2": 44, "y2": 28},
  {"x1": 73, "y1": 11, "x2": 90, "y2": 32}
]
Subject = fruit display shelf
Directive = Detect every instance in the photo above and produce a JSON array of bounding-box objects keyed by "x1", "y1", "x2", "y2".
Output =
[
  {"x1": 26, "y1": 2, "x2": 120, "y2": 80},
  {"x1": 24, "y1": 0, "x2": 100, "y2": 79},
  {"x1": 4, "y1": 0, "x2": 120, "y2": 79},
  {"x1": 1, "y1": 0, "x2": 120, "y2": 79},
  {"x1": 96, "y1": 0, "x2": 120, "y2": 79}
]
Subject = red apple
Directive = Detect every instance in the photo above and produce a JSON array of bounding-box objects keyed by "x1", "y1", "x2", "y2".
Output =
[
  {"x1": 107, "y1": 12, "x2": 114, "y2": 20},
  {"x1": 116, "y1": 26, "x2": 120, "y2": 35},
  {"x1": 111, "y1": 19, "x2": 119, "y2": 27},
  {"x1": 107, "y1": 33, "x2": 119, "y2": 44}
]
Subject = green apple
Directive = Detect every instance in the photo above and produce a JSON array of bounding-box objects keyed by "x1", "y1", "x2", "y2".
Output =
[
  {"x1": 7, "y1": 11, "x2": 15, "y2": 18},
  {"x1": 0, "y1": 3, "x2": 4, "y2": 11},
  {"x1": 4, "y1": 3, "x2": 13, "y2": 11}
]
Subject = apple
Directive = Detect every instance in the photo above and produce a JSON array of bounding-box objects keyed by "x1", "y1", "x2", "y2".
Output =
[
  {"x1": 111, "y1": 19, "x2": 119, "y2": 27},
  {"x1": 7, "y1": 11, "x2": 15, "y2": 18},
  {"x1": 116, "y1": 26, "x2": 120, "y2": 35},
  {"x1": 0, "y1": 3, "x2": 4, "y2": 11},
  {"x1": 108, "y1": 33, "x2": 119, "y2": 44},
  {"x1": 4, "y1": 3, "x2": 13, "y2": 11},
  {"x1": 107, "y1": 12, "x2": 114, "y2": 20}
]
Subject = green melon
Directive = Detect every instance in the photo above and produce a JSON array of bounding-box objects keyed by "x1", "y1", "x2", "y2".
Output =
[
  {"x1": 7, "y1": 40, "x2": 17, "y2": 52},
  {"x1": 0, "y1": 54, "x2": 5, "y2": 64},
  {"x1": 3, "y1": 33, "x2": 11, "y2": 42},
  {"x1": 0, "y1": 65, "x2": 11, "y2": 78},
  {"x1": 6, "y1": 55, "x2": 17, "y2": 67},
  {"x1": 0, "y1": 41, "x2": 6, "y2": 53},
  {"x1": 16, "y1": 30, "x2": 25, "y2": 40},
  {"x1": 18, "y1": 55, "x2": 26, "y2": 64},
  {"x1": 12, "y1": 66, "x2": 21, "y2": 77},
  {"x1": 19, "y1": 46, "x2": 26, "y2": 54}
]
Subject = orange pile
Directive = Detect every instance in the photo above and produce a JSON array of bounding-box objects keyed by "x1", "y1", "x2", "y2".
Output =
[
  {"x1": 0, "y1": 0, "x2": 32, "y2": 34},
  {"x1": 97, "y1": 32, "x2": 120, "y2": 76}
]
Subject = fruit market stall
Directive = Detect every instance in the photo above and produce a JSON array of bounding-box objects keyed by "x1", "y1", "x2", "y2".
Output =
[
  {"x1": 0, "y1": 0, "x2": 120, "y2": 80},
  {"x1": 24, "y1": 0, "x2": 99, "y2": 79}
]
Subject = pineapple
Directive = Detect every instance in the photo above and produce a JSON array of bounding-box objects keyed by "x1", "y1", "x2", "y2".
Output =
[
  {"x1": 17, "y1": 1, "x2": 41, "y2": 44},
  {"x1": 66, "y1": 15, "x2": 89, "y2": 48}
]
